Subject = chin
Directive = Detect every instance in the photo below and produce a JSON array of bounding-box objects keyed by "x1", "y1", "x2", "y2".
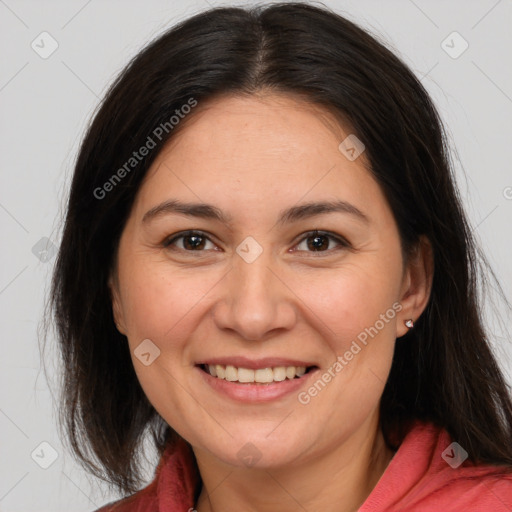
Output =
[{"x1": 195, "y1": 428, "x2": 315, "y2": 470}]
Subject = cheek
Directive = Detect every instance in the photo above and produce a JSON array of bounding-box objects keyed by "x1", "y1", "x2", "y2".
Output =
[
  {"x1": 295, "y1": 261, "x2": 401, "y2": 351},
  {"x1": 297, "y1": 266, "x2": 400, "y2": 423},
  {"x1": 117, "y1": 259, "x2": 221, "y2": 431},
  {"x1": 119, "y1": 255, "x2": 222, "y2": 352}
]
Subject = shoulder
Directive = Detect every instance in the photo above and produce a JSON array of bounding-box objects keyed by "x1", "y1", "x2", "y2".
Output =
[
  {"x1": 361, "y1": 420, "x2": 512, "y2": 512},
  {"x1": 92, "y1": 482, "x2": 158, "y2": 512},
  {"x1": 92, "y1": 436, "x2": 200, "y2": 511},
  {"x1": 406, "y1": 421, "x2": 512, "y2": 506}
]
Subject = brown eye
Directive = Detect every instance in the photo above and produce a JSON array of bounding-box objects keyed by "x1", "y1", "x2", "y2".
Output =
[
  {"x1": 295, "y1": 230, "x2": 349, "y2": 253},
  {"x1": 163, "y1": 231, "x2": 216, "y2": 251}
]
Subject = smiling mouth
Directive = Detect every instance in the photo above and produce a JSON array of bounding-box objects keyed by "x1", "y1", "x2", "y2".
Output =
[{"x1": 199, "y1": 364, "x2": 318, "y2": 384}]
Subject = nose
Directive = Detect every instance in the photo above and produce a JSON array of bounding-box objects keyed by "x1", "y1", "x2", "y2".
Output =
[{"x1": 212, "y1": 250, "x2": 297, "y2": 341}]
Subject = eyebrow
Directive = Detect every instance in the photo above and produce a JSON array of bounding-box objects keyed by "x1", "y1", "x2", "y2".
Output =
[{"x1": 142, "y1": 199, "x2": 369, "y2": 226}]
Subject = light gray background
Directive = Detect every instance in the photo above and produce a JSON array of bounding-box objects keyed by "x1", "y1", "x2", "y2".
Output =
[{"x1": 1, "y1": 0, "x2": 511, "y2": 510}]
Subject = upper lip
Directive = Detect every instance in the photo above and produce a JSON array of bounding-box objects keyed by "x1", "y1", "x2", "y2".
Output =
[{"x1": 196, "y1": 356, "x2": 318, "y2": 370}]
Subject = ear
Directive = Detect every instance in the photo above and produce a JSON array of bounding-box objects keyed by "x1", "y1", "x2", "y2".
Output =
[
  {"x1": 108, "y1": 273, "x2": 127, "y2": 335},
  {"x1": 396, "y1": 236, "x2": 434, "y2": 338}
]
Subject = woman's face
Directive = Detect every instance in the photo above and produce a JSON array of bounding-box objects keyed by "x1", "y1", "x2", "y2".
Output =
[{"x1": 111, "y1": 93, "x2": 428, "y2": 469}]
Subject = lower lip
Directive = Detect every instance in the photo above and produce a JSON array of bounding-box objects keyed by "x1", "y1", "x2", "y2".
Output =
[{"x1": 196, "y1": 366, "x2": 319, "y2": 403}]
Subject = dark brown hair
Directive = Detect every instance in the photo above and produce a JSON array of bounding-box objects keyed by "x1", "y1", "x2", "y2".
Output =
[{"x1": 47, "y1": 1, "x2": 512, "y2": 495}]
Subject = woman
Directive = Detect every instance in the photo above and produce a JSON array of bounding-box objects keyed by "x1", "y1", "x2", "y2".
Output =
[{"x1": 49, "y1": 2, "x2": 512, "y2": 511}]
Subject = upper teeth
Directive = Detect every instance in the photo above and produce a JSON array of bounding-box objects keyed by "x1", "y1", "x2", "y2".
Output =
[{"x1": 207, "y1": 364, "x2": 307, "y2": 383}]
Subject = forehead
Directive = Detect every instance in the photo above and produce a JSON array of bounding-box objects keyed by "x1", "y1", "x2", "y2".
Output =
[
  {"x1": 161, "y1": 92, "x2": 353, "y2": 166},
  {"x1": 134, "y1": 93, "x2": 386, "y2": 224}
]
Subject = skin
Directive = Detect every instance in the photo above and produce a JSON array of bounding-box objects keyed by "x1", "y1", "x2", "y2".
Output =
[{"x1": 110, "y1": 92, "x2": 433, "y2": 512}]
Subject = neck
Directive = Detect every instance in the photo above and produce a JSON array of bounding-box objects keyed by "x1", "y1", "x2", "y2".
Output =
[{"x1": 194, "y1": 414, "x2": 394, "y2": 512}]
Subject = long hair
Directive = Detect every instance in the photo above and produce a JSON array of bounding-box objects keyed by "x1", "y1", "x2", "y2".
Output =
[{"x1": 47, "y1": 1, "x2": 512, "y2": 495}]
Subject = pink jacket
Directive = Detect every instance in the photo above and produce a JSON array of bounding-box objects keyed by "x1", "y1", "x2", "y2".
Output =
[{"x1": 96, "y1": 421, "x2": 512, "y2": 511}]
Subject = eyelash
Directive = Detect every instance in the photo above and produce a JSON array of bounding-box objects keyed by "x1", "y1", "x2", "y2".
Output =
[{"x1": 162, "y1": 230, "x2": 351, "y2": 255}]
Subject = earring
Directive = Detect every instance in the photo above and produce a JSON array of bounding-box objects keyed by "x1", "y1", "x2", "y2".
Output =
[{"x1": 405, "y1": 319, "x2": 414, "y2": 329}]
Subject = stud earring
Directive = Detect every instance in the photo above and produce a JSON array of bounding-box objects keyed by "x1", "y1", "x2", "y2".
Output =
[{"x1": 405, "y1": 319, "x2": 414, "y2": 329}]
